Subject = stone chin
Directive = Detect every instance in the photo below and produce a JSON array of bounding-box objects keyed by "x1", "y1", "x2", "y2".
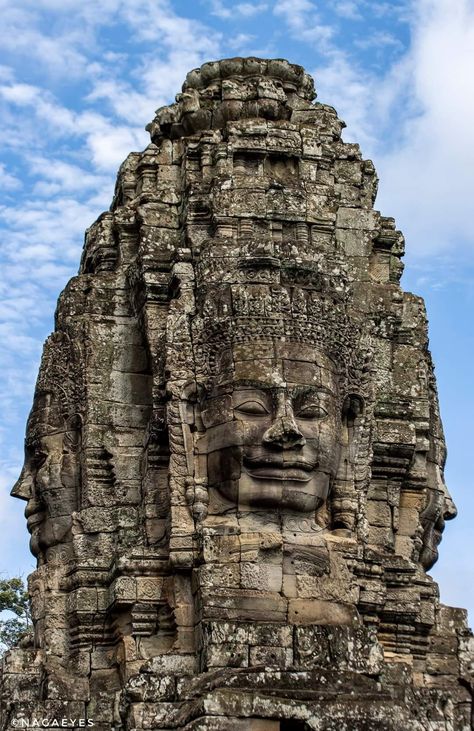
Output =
[
  {"x1": 239, "y1": 469, "x2": 330, "y2": 513},
  {"x1": 419, "y1": 544, "x2": 439, "y2": 571},
  {"x1": 212, "y1": 467, "x2": 330, "y2": 513},
  {"x1": 420, "y1": 518, "x2": 445, "y2": 571},
  {"x1": 27, "y1": 514, "x2": 73, "y2": 558}
]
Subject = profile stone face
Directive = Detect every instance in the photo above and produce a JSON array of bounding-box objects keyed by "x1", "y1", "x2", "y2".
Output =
[
  {"x1": 12, "y1": 400, "x2": 79, "y2": 557},
  {"x1": 1, "y1": 57, "x2": 473, "y2": 731},
  {"x1": 419, "y1": 428, "x2": 457, "y2": 570},
  {"x1": 11, "y1": 333, "x2": 82, "y2": 561}
]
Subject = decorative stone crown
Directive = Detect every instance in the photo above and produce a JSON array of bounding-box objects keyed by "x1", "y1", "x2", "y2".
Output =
[
  {"x1": 191, "y1": 240, "x2": 372, "y2": 395},
  {"x1": 28, "y1": 332, "x2": 84, "y2": 440}
]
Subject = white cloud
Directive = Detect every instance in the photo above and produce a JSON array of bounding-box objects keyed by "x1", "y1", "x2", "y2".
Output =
[
  {"x1": 0, "y1": 81, "x2": 148, "y2": 171},
  {"x1": 209, "y1": 0, "x2": 232, "y2": 19},
  {"x1": 375, "y1": 0, "x2": 474, "y2": 254},
  {"x1": 312, "y1": 51, "x2": 382, "y2": 151},
  {"x1": 0, "y1": 82, "x2": 41, "y2": 105},
  {"x1": 228, "y1": 33, "x2": 256, "y2": 49},
  {"x1": 86, "y1": 124, "x2": 148, "y2": 171},
  {"x1": 0, "y1": 5, "x2": 91, "y2": 78},
  {"x1": 236, "y1": 2, "x2": 269, "y2": 16},
  {"x1": 86, "y1": 80, "x2": 154, "y2": 124},
  {"x1": 0, "y1": 82, "x2": 81, "y2": 142},
  {"x1": 211, "y1": 1, "x2": 268, "y2": 18},
  {"x1": 355, "y1": 31, "x2": 403, "y2": 50},
  {"x1": 1, "y1": 196, "x2": 102, "y2": 257},
  {"x1": 274, "y1": 0, "x2": 334, "y2": 45},
  {"x1": 120, "y1": 0, "x2": 222, "y2": 49},
  {"x1": 30, "y1": 157, "x2": 109, "y2": 194},
  {"x1": 368, "y1": 0, "x2": 411, "y2": 22},
  {"x1": 334, "y1": 0, "x2": 362, "y2": 20},
  {"x1": 0, "y1": 163, "x2": 21, "y2": 190},
  {"x1": 304, "y1": 0, "x2": 474, "y2": 258}
]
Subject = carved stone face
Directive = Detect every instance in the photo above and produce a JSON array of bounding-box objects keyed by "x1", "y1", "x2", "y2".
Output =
[
  {"x1": 199, "y1": 341, "x2": 342, "y2": 513},
  {"x1": 11, "y1": 394, "x2": 80, "y2": 558},
  {"x1": 419, "y1": 443, "x2": 457, "y2": 570}
]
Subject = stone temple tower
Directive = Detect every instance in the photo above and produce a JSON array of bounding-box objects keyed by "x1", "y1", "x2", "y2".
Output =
[{"x1": 1, "y1": 58, "x2": 473, "y2": 730}]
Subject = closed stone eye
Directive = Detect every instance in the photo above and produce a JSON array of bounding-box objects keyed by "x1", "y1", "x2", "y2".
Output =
[
  {"x1": 28, "y1": 444, "x2": 47, "y2": 468},
  {"x1": 295, "y1": 404, "x2": 328, "y2": 419},
  {"x1": 33, "y1": 450, "x2": 48, "y2": 468},
  {"x1": 235, "y1": 400, "x2": 269, "y2": 415}
]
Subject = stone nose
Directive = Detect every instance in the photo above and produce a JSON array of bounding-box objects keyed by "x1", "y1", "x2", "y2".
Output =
[
  {"x1": 443, "y1": 492, "x2": 457, "y2": 521},
  {"x1": 10, "y1": 467, "x2": 34, "y2": 501},
  {"x1": 262, "y1": 415, "x2": 306, "y2": 449}
]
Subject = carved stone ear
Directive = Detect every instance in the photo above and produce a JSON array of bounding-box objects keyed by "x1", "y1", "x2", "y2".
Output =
[
  {"x1": 342, "y1": 394, "x2": 364, "y2": 424},
  {"x1": 330, "y1": 394, "x2": 365, "y2": 535},
  {"x1": 180, "y1": 380, "x2": 206, "y2": 432},
  {"x1": 179, "y1": 381, "x2": 209, "y2": 522},
  {"x1": 64, "y1": 414, "x2": 82, "y2": 451}
]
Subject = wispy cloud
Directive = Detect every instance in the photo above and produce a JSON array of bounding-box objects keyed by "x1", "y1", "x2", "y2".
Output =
[
  {"x1": 375, "y1": 0, "x2": 474, "y2": 254},
  {"x1": 0, "y1": 163, "x2": 21, "y2": 190},
  {"x1": 0, "y1": 5, "x2": 90, "y2": 78},
  {"x1": 210, "y1": 1, "x2": 268, "y2": 19},
  {"x1": 355, "y1": 31, "x2": 403, "y2": 50},
  {"x1": 236, "y1": 2, "x2": 269, "y2": 16},
  {"x1": 334, "y1": 0, "x2": 362, "y2": 20},
  {"x1": 274, "y1": 0, "x2": 334, "y2": 45}
]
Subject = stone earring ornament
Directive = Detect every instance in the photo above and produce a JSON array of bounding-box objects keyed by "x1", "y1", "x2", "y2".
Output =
[{"x1": 330, "y1": 393, "x2": 366, "y2": 536}]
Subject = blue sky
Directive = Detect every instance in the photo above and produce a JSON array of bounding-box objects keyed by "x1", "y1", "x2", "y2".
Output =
[{"x1": 0, "y1": 0, "x2": 473, "y2": 622}]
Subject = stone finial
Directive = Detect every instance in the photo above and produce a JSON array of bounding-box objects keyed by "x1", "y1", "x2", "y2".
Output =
[{"x1": 146, "y1": 56, "x2": 316, "y2": 143}]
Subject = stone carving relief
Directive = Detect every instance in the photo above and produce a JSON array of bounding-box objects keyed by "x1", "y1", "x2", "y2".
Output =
[
  {"x1": 11, "y1": 332, "x2": 83, "y2": 562},
  {"x1": 2, "y1": 57, "x2": 472, "y2": 731},
  {"x1": 419, "y1": 375, "x2": 457, "y2": 570}
]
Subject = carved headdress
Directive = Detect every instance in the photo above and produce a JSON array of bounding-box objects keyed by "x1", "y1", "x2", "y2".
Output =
[
  {"x1": 190, "y1": 235, "x2": 373, "y2": 399},
  {"x1": 26, "y1": 331, "x2": 85, "y2": 444}
]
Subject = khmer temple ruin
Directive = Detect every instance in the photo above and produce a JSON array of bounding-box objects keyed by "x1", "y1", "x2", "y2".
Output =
[{"x1": 1, "y1": 57, "x2": 473, "y2": 730}]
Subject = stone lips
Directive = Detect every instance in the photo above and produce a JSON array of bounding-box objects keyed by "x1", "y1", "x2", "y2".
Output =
[{"x1": 1, "y1": 57, "x2": 473, "y2": 731}]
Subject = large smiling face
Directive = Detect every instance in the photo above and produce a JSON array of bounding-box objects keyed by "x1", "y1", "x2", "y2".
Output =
[
  {"x1": 419, "y1": 441, "x2": 457, "y2": 570},
  {"x1": 199, "y1": 341, "x2": 342, "y2": 513},
  {"x1": 10, "y1": 393, "x2": 80, "y2": 559}
]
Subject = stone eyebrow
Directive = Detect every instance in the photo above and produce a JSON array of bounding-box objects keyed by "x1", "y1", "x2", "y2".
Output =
[
  {"x1": 232, "y1": 382, "x2": 336, "y2": 397},
  {"x1": 232, "y1": 379, "x2": 277, "y2": 390},
  {"x1": 290, "y1": 385, "x2": 336, "y2": 398}
]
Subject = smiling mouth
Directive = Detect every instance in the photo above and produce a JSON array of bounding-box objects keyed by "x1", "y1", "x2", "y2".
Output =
[
  {"x1": 243, "y1": 457, "x2": 316, "y2": 482},
  {"x1": 433, "y1": 518, "x2": 446, "y2": 543},
  {"x1": 26, "y1": 512, "x2": 44, "y2": 531},
  {"x1": 25, "y1": 501, "x2": 45, "y2": 531}
]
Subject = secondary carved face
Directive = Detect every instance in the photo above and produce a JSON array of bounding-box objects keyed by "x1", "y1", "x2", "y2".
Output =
[
  {"x1": 419, "y1": 444, "x2": 457, "y2": 570},
  {"x1": 199, "y1": 342, "x2": 342, "y2": 513},
  {"x1": 11, "y1": 394, "x2": 80, "y2": 558}
]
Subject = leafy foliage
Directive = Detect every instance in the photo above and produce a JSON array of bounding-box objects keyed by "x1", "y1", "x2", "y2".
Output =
[{"x1": 0, "y1": 576, "x2": 31, "y2": 652}]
